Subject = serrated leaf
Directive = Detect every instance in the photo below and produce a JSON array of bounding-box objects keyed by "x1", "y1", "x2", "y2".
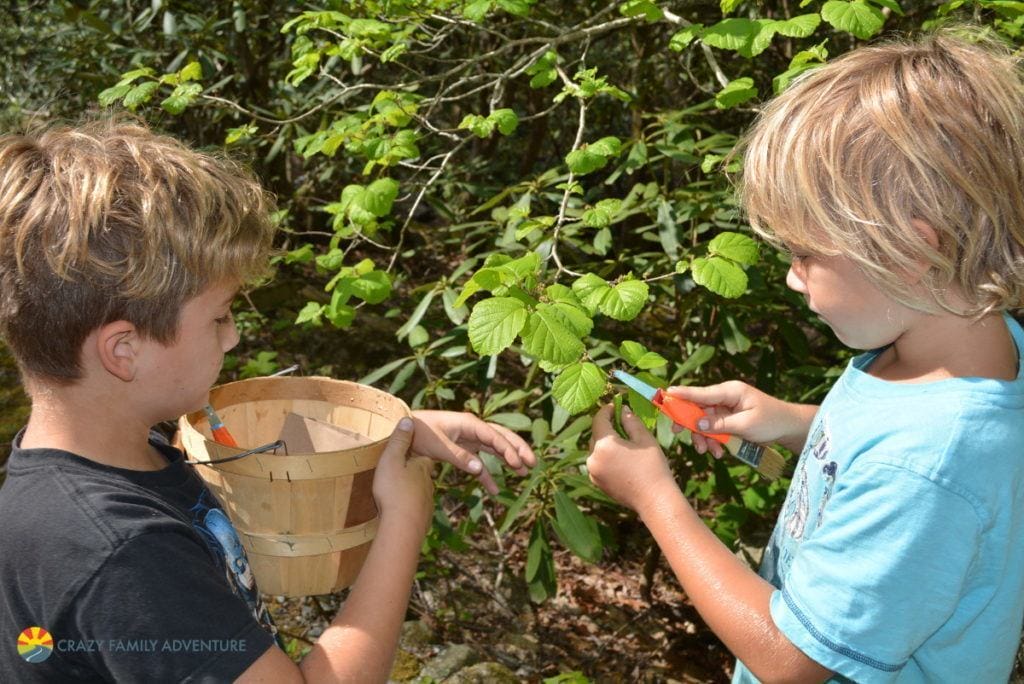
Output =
[
  {"x1": 463, "y1": 0, "x2": 492, "y2": 22},
  {"x1": 821, "y1": 0, "x2": 885, "y2": 39},
  {"x1": 565, "y1": 147, "x2": 608, "y2": 175},
  {"x1": 178, "y1": 61, "x2": 202, "y2": 81},
  {"x1": 362, "y1": 178, "x2": 399, "y2": 217},
  {"x1": 549, "y1": 301, "x2": 594, "y2": 337},
  {"x1": 721, "y1": 0, "x2": 744, "y2": 15},
  {"x1": 619, "y1": 340, "x2": 668, "y2": 370},
  {"x1": 349, "y1": 271, "x2": 391, "y2": 304},
  {"x1": 709, "y1": 231, "x2": 759, "y2": 265},
  {"x1": 773, "y1": 13, "x2": 822, "y2": 37},
  {"x1": 701, "y1": 18, "x2": 759, "y2": 51},
  {"x1": 669, "y1": 25, "x2": 703, "y2": 51},
  {"x1": 467, "y1": 297, "x2": 528, "y2": 356},
  {"x1": 545, "y1": 283, "x2": 584, "y2": 308},
  {"x1": 599, "y1": 279, "x2": 648, "y2": 321},
  {"x1": 589, "y1": 136, "x2": 622, "y2": 157},
  {"x1": 716, "y1": 77, "x2": 758, "y2": 109},
  {"x1": 581, "y1": 198, "x2": 623, "y2": 228},
  {"x1": 491, "y1": 108, "x2": 519, "y2": 135},
  {"x1": 692, "y1": 256, "x2": 748, "y2": 298},
  {"x1": 295, "y1": 302, "x2": 324, "y2": 326},
  {"x1": 551, "y1": 362, "x2": 606, "y2": 415},
  {"x1": 572, "y1": 273, "x2": 612, "y2": 314},
  {"x1": 552, "y1": 490, "x2": 602, "y2": 562},
  {"x1": 98, "y1": 83, "x2": 132, "y2": 107},
  {"x1": 619, "y1": 0, "x2": 663, "y2": 22},
  {"x1": 123, "y1": 81, "x2": 160, "y2": 110},
  {"x1": 520, "y1": 305, "x2": 585, "y2": 364}
]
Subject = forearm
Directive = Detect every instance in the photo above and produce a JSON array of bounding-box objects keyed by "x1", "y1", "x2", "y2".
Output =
[
  {"x1": 775, "y1": 403, "x2": 819, "y2": 453},
  {"x1": 638, "y1": 480, "x2": 828, "y2": 682},
  {"x1": 299, "y1": 519, "x2": 423, "y2": 682}
]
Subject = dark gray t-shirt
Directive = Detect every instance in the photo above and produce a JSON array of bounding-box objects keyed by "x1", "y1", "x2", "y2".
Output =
[{"x1": 0, "y1": 431, "x2": 278, "y2": 682}]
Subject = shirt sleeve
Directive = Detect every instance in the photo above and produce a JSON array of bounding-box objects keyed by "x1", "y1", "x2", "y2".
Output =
[
  {"x1": 66, "y1": 530, "x2": 277, "y2": 683},
  {"x1": 771, "y1": 458, "x2": 983, "y2": 682}
]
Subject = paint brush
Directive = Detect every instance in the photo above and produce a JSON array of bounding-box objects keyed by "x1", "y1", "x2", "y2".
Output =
[{"x1": 611, "y1": 370, "x2": 786, "y2": 480}]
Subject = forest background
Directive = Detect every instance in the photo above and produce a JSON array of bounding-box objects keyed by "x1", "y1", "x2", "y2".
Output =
[{"x1": 2, "y1": 1, "x2": 1022, "y2": 680}]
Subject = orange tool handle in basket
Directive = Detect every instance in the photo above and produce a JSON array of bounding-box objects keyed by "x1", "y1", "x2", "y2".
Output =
[
  {"x1": 651, "y1": 389, "x2": 731, "y2": 445},
  {"x1": 203, "y1": 404, "x2": 239, "y2": 447}
]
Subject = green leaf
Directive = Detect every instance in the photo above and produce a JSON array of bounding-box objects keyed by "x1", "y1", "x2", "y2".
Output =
[
  {"x1": 241, "y1": 351, "x2": 279, "y2": 378},
  {"x1": 716, "y1": 77, "x2": 758, "y2": 110},
  {"x1": 551, "y1": 490, "x2": 602, "y2": 562},
  {"x1": 565, "y1": 147, "x2": 608, "y2": 175},
  {"x1": 572, "y1": 273, "x2": 612, "y2": 314},
  {"x1": 721, "y1": 0, "x2": 744, "y2": 15},
  {"x1": 581, "y1": 198, "x2": 623, "y2": 228},
  {"x1": 491, "y1": 108, "x2": 519, "y2": 135},
  {"x1": 701, "y1": 18, "x2": 760, "y2": 51},
  {"x1": 178, "y1": 61, "x2": 202, "y2": 81},
  {"x1": 520, "y1": 305, "x2": 585, "y2": 364},
  {"x1": 692, "y1": 256, "x2": 748, "y2": 298},
  {"x1": 669, "y1": 25, "x2": 704, "y2": 51},
  {"x1": 867, "y1": 0, "x2": 904, "y2": 14},
  {"x1": 295, "y1": 302, "x2": 324, "y2": 326},
  {"x1": 161, "y1": 82, "x2": 202, "y2": 115},
  {"x1": 463, "y1": 0, "x2": 492, "y2": 22},
  {"x1": 362, "y1": 178, "x2": 399, "y2": 217},
  {"x1": 348, "y1": 271, "x2": 391, "y2": 304},
  {"x1": 458, "y1": 113, "x2": 494, "y2": 138},
  {"x1": 98, "y1": 83, "x2": 131, "y2": 107},
  {"x1": 284, "y1": 244, "x2": 315, "y2": 264},
  {"x1": 598, "y1": 279, "x2": 648, "y2": 321},
  {"x1": 467, "y1": 297, "x2": 528, "y2": 356},
  {"x1": 551, "y1": 362, "x2": 606, "y2": 415},
  {"x1": 722, "y1": 314, "x2": 752, "y2": 354},
  {"x1": 678, "y1": 344, "x2": 716, "y2": 376},
  {"x1": 619, "y1": 341, "x2": 668, "y2": 369},
  {"x1": 619, "y1": 0, "x2": 663, "y2": 22},
  {"x1": 709, "y1": 231, "x2": 759, "y2": 265},
  {"x1": 122, "y1": 81, "x2": 160, "y2": 110},
  {"x1": 589, "y1": 136, "x2": 622, "y2": 157},
  {"x1": 526, "y1": 520, "x2": 556, "y2": 602},
  {"x1": 548, "y1": 301, "x2": 594, "y2": 337},
  {"x1": 821, "y1": 0, "x2": 885, "y2": 39},
  {"x1": 773, "y1": 13, "x2": 822, "y2": 37}
]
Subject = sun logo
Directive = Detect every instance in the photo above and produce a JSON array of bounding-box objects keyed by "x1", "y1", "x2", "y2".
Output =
[{"x1": 17, "y1": 627, "x2": 54, "y2": 663}]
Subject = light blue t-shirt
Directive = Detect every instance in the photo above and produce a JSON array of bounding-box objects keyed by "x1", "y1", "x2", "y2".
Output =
[{"x1": 734, "y1": 314, "x2": 1024, "y2": 683}]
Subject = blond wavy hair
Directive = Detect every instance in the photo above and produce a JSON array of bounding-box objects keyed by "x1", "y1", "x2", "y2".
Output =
[
  {"x1": 0, "y1": 116, "x2": 276, "y2": 383},
  {"x1": 737, "y1": 26, "x2": 1024, "y2": 316}
]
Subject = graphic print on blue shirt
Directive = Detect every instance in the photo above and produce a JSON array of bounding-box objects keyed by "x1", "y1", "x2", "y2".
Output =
[{"x1": 189, "y1": 489, "x2": 277, "y2": 636}]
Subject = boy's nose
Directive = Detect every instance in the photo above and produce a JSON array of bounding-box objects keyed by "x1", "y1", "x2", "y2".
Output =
[{"x1": 786, "y1": 265, "x2": 807, "y2": 294}]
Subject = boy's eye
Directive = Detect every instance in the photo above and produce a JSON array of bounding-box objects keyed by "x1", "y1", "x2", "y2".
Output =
[{"x1": 215, "y1": 313, "x2": 234, "y2": 325}]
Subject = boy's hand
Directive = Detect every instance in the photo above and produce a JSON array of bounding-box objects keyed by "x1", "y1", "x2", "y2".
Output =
[
  {"x1": 587, "y1": 404, "x2": 676, "y2": 514},
  {"x1": 410, "y1": 410, "x2": 537, "y2": 495},
  {"x1": 372, "y1": 418, "x2": 435, "y2": 535},
  {"x1": 667, "y1": 381, "x2": 816, "y2": 456}
]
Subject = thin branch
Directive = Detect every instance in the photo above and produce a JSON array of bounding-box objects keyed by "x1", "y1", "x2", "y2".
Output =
[{"x1": 662, "y1": 8, "x2": 731, "y2": 88}]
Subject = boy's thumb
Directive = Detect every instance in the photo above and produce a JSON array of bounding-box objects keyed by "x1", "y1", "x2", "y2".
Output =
[{"x1": 377, "y1": 417, "x2": 415, "y2": 472}]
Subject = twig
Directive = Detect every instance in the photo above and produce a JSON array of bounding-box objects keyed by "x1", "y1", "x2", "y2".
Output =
[
  {"x1": 550, "y1": 89, "x2": 588, "y2": 279},
  {"x1": 662, "y1": 8, "x2": 731, "y2": 88}
]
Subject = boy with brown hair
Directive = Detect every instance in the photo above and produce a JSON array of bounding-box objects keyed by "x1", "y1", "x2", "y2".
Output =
[
  {"x1": 588, "y1": 28, "x2": 1024, "y2": 682},
  {"x1": 0, "y1": 118, "x2": 535, "y2": 682}
]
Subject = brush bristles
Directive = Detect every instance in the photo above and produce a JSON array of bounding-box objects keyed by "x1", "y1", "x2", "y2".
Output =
[{"x1": 730, "y1": 440, "x2": 787, "y2": 481}]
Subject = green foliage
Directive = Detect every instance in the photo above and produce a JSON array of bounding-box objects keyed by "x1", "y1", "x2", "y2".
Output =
[{"x1": 6, "y1": 0, "x2": 1018, "y2": 611}]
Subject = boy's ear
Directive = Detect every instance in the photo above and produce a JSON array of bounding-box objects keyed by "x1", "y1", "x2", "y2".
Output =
[{"x1": 96, "y1": 321, "x2": 140, "y2": 382}]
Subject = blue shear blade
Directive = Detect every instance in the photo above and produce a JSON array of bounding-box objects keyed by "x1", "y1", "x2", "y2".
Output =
[{"x1": 611, "y1": 370, "x2": 657, "y2": 402}]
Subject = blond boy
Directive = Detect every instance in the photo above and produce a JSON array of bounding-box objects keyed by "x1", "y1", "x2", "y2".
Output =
[
  {"x1": 588, "y1": 28, "x2": 1024, "y2": 682},
  {"x1": 0, "y1": 118, "x2": 534, "y2": 682}
]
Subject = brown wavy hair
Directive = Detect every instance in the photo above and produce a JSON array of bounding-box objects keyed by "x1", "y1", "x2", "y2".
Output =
[
  {"x1": 737, "y1": 26, "x2": 1024, "y2": 316},
  {"x1": 0, "y1": 116, "x2": 276, "y2": 383}
]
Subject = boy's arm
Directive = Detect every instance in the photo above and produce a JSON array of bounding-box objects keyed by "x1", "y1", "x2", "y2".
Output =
[
  {"x1": 238, "y1": 419, "x2": 434, "y2": 684},
  {"x1": 587, "y1": 406, "x2": 832, "y2": 684}
]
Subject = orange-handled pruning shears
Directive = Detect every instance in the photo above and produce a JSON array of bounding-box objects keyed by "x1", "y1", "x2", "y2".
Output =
[
  {"x1": 610, "y1": 369, "x2": 786, "y2": 480},
  {"x1": 203, "y1": 404, "x2": 239, "y2": 447},
  {"x1": 611, "y1": 370, "x2": 730, "y2": 445}
]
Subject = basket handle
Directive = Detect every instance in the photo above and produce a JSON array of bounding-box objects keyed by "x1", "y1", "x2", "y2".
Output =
[{"x1": 185, "y1": 439, "x2": 289, "y2": 466}]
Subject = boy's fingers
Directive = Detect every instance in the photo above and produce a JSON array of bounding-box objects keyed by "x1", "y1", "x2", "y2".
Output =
[
  {"x1": 590, "y1": 404, "x2": 616, "y2": 444},
  {"x1": 619, "y1": 407, "x2": 657, "y2": 446},
  {"x1": 667, "y1": 382, "x2": 744, "y2": 410},
  {"x1": 437, "y1": 431, "x2": 501, "y2": 495},
  {"x1": 488, "y1": 422, "x2": 537, "y2": 469},
  {"x1": 378, "y1": 417, "x2": 415, "y2": 474}
]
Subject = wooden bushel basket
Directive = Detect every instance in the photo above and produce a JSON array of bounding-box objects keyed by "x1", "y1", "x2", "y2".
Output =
[{"x1": 178, "y1": 376, "x2": 410, "y2": 597}]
